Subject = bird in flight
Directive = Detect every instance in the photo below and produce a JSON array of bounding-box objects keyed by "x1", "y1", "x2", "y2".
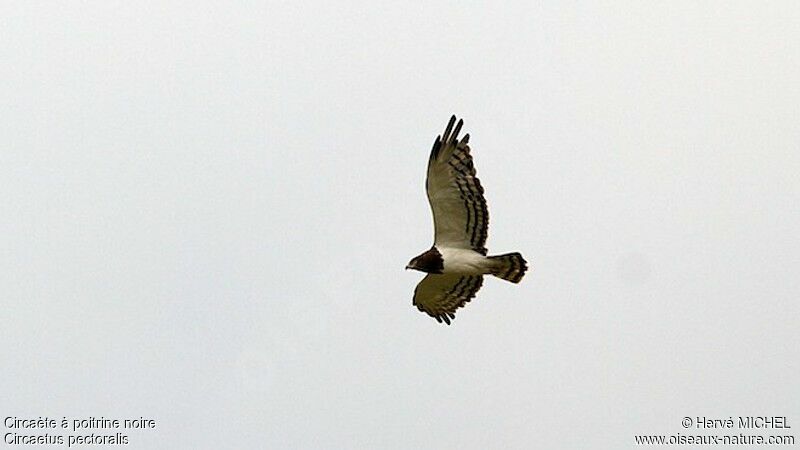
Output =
[{"x1": 407, "y1": 115, "x2": 528, "y2": 325}]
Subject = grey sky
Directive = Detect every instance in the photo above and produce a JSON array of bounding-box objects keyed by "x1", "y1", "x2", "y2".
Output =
[{"x1": 2, "y1": 1, "x2": 798, "y2": 449}]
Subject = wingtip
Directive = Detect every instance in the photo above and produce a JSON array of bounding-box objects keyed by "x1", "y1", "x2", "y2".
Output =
[
  {"x1": 442, "y1": 116, "x2": 457, "y2": 144},
  {"x1": 430, "y1": 135, "x2": 442, "y2": 160},
  {"x1": 452, "y1": 119, "x2": 464, "y2": 143}
]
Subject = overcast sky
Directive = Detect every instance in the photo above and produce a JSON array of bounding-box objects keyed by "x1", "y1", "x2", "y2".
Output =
[{"x1": 2, "y1": 1, "x2": 799, "y2": 449}]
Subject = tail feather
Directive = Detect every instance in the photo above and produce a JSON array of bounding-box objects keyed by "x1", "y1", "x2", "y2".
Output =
[{"x1": 488, "y1": 252, "x2": 528, "y2": 283}]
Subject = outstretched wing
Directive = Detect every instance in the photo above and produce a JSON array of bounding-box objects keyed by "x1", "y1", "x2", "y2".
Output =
[
  {"x1": 413, "y1": 274, "x2": 483, "y2": 325},
  {"x1": 426, "y1": 115, "x2": 489, "y2": 255}
]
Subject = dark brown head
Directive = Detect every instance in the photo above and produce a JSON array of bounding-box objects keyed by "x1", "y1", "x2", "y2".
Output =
[{"x1": 406, "y1": 247, "x2": 444, "y2": 274}]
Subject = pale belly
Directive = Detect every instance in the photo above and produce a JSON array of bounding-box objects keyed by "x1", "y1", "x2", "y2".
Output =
[{"x1": 439, "y1": 247, "x2": 491, "y2": 275}]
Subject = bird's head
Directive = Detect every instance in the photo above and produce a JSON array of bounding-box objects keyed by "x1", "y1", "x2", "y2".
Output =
[{"x1": 405, "y1": 247, "x2": 444, "y2": 274}]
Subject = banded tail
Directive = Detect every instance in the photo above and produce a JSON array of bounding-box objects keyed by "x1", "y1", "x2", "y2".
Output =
[{"x1": 488, "y1": 252, "x2": 528, "y2": 283}]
